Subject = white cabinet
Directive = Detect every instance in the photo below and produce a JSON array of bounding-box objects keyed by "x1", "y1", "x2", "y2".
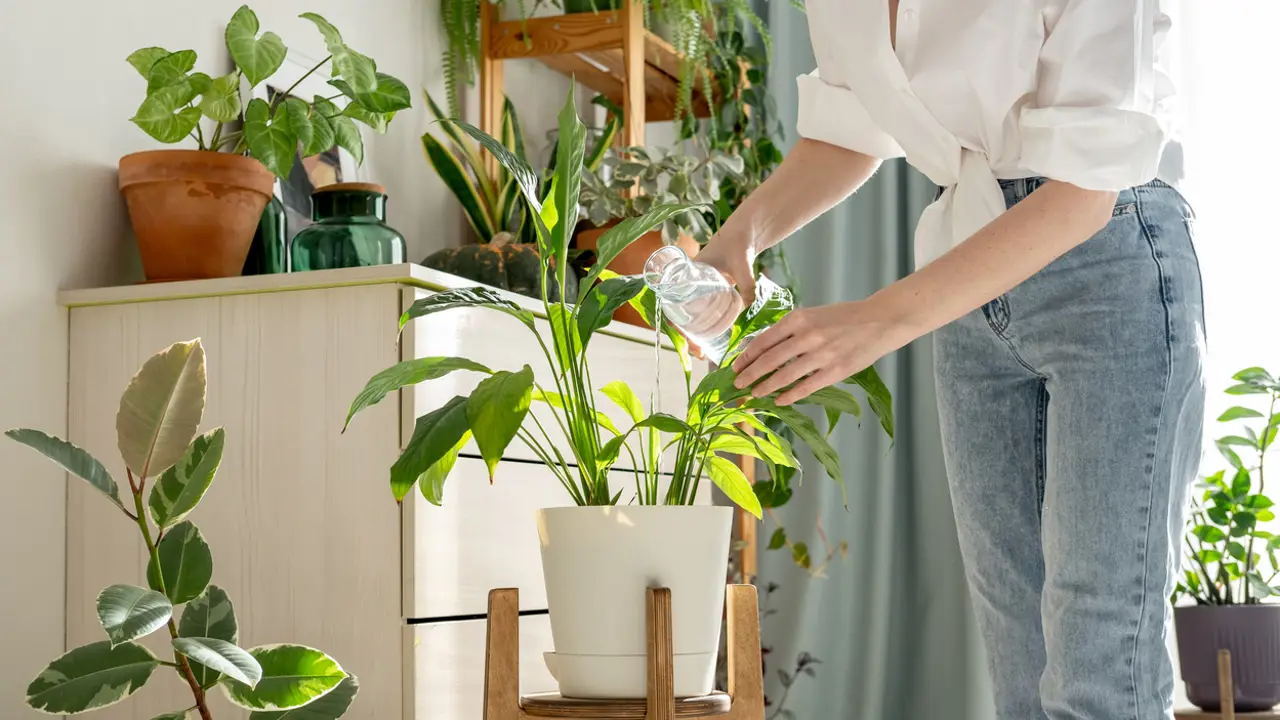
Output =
[{"x1": 59, "y1": 265, "x2": 705, "y2": 719}]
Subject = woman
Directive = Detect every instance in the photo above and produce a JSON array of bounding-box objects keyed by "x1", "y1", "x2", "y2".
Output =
[{"x1": 699, "y1": 1, "x2": 1204, "y2": 717}]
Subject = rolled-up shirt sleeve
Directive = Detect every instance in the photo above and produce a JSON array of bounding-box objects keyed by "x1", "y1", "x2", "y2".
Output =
[
  {"x1": 796, "y1": 70, "x2": 904, "y2": 160},
  {"x1": 1019, "y1": 0, "x2": 1173, "y2": 190}
]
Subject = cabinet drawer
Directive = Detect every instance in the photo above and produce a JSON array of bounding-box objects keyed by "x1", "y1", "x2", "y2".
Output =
[
  {"x1": 408, "y1": 614, "x2": 555, "y2": 720},
  {"x1": 402, "y1": 458, "x2": 709, "y2": 620},
  {"x1": 402, "y1": 289, "x2": 702, "y2": 471}
]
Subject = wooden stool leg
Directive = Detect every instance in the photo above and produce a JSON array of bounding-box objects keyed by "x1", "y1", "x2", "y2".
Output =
[
  {"x1": 646, "y1": 588, "x2": 676, "y2": 720},
  {"x1": 484, "y1": 589, "x2": 523, "y2": 720},
  {"x1": 725, "y1": 584, "x2": 764, "y2": 719},
  {"x1": 1218, "y1": 649, "x2": 1235, "y2": 720}
]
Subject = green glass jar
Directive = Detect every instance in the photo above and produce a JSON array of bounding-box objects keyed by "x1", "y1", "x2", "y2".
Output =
[
  {"x1": 242, "y1": 194, "x2": 288, "y2": 275},
  {"x1": 290, "y1": 183, "x2": 406, "y2": 272}
]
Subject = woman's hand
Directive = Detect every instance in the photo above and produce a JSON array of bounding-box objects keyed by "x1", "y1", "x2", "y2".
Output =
[
  {"x1": 731, "y1": 299, "x2": 903, "y2": 406},
  {"x1": 694, "y1": 228, "x2": 757, "y2": 306}
]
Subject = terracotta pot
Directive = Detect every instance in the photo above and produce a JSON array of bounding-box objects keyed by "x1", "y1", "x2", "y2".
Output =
[
  {"x1": 119, "y1": 150, "x2": 275, "y2": 282},
  {"x1": 576, "y1": 223, "x2": 699, "y2": 328}
]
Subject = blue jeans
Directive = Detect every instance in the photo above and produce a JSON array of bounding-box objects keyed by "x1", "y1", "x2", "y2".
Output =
[{"x1": 935, "y1": 178, "x2": 1206, "y2": 719}]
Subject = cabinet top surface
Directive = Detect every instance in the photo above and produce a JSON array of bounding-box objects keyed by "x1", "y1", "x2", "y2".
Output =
[{"x1": 60, "y1": 263, "x2": 678, "y2": 348}]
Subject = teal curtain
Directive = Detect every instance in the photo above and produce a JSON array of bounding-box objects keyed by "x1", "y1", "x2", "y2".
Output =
[{"x1": 753, "y1": 4, "x2": 996, "y2": 719}]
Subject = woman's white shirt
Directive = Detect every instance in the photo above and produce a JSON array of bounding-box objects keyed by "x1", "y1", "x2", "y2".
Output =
[{"x1": 797, "y1": 0, "x2": 1175, "y2": 266}]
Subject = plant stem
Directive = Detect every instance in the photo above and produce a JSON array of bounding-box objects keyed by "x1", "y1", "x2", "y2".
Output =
[
  {"x1": 127, "y1": 470, "x2": 214, "y2": 720},
  {"x1": 1245, "y1": 391, "x2": 1276, "y2": 603},
  {"x1": 271, "y1": 55, "x2": 334, "y2": 113}
]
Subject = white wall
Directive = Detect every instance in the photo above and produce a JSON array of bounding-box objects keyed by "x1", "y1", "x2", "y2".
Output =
[{"x1": 0, "y1": 0, "x2": 583, "y2": 715}]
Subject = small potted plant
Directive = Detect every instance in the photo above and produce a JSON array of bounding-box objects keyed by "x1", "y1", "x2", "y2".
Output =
[
  {"x1": 344, "y1": 86, "x2": 892, "y2": 699},
  {"x1": 121, "y1": 5, "x2": 410, "y2": 282},
  {"x1": 1174, "y1": 366, "x2": 1280, "y2": 712},
  {"x1": 7, "y1": 339, "x2": 357, "y2": 718}
]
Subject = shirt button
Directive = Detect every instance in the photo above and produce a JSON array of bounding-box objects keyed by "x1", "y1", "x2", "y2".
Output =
[{"x1": 903, "y1": 8, "x2": 916, "y2": 21}]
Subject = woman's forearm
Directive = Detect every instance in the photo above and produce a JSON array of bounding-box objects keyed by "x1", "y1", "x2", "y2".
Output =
[
  {"x1": 871, "y1": 180, "x2": 1118, "y2": 348},
  {"x1": 722, "y1": 138, "x2": 881, "y2": 254}
]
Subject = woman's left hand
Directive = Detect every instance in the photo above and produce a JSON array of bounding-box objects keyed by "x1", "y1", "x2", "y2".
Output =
[{"x1": 731, "y1": 299, "x2": 902, "y2": 406}]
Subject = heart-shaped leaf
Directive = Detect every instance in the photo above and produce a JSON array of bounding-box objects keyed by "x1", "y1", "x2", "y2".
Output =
[
  {"x1": 199, "y1": 72, "x2": 242, "y2": 123},
  {"x1": 249, "y1": 673, "x2": 359, "y2": 720},
  {"x1": 354, "y1": 72, "x2": 412, "y2": 113},
  {"x1": 126, "y1": 47, "x2": 172, "y2": 78},
  {"x1": 467, "y1": 367, "x2": 534, "y2": 479},
  {"x1": 146, "y1": 50, "x2": 198, "y2": 93},
  {"x1": 330, "y1": 113, "x2": 363, "y2": 165},
  {"x1": 97, "y1": 585, "x2": 173, "y2": 646},
  {"x1": 149, "y1": 428, "x2": 225, "y2": 530},
  {"x1": 226, "y1": 5, "x2": 287, "y2": 87},
  {"x1": 299, "y1": 13, "x2": 376, "y2": 94},
  {"x1": 393, "y1": 397, "x2": 470, "y2": 501},
  {"x1": 345, "y1": 357, "x2": 492, "y2": 430},
  {"x1": 303, "y1": 109, "x2": 336, "y2": 158},
  {"x1": 343, "y1": 102, "x2": 391, "y2": 133},
  {"x1": 26, "y1": 641, "x2": 159, "y2": 714},
  {"x1": 6, "y1": 429, "x2": 123, "y2": 510},
  {"x1": 174, "y1": 637, "x2": 262, "y2": 687},
  {"x1": 179, "y1": 585, "x2": 238, "y2": 686},
  {"x1": 277, "y1": 98, "x2": 314, "y2": 154},
  {"x1": 131, "y1": 79, "x2": 205, "y2": 144},
  {"x1": 221, "y1": 645, "x2": 346, "y2": 711},
  {"x1": 117, "y1": 339, "x2": 206, "y2": 479},
  {"x1": 146, "y1": 521, "x2": 213, "y2": 604},
  {"x1": 244, "y1": 98, "x2": 298, "y2": 179}
]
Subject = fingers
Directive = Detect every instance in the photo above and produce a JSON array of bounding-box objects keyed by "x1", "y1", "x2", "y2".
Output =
[
  {"x1": 777, "y1": 367, "x2": 845, "y2": 406},
  {"x1": 731, "y1": 317, "x2": 794, "y2": 377},
  {"x1": 752, "y1": 354, "x2": 824, "y2": 398},
  {"x1": 735, "y1": 331, "x2": 820, "y2": 391}
]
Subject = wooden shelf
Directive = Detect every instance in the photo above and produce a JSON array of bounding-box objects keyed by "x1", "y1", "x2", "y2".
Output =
[{"x1": 488, "y1": 11, "x2": 710, "y2": 123}]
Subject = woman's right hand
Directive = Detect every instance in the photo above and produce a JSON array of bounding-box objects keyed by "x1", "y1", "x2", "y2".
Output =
[{"x1": 696, "y1": 228, "x2": 757, "y2": 306}]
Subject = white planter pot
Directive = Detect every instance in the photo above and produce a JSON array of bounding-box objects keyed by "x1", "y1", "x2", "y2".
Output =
[{"x1": 536, "y1": 505, "x2": 733, "y2": 698}]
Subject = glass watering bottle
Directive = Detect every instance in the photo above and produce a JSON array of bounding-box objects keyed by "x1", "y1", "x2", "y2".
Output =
[{"x1": 643, "y1": 246, "x2": 745, "y2": 365}]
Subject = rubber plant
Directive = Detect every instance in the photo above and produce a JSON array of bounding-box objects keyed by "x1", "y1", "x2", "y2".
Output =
[
  {"x1": 344, "y1": 85, "x2": 892, "y2": 521},
  {"x1": 127, "y1": 5, "x2": 412, "y2": 178},
  {"x1": 6, "y1": 340, "x2": 357, "y2": 720}
]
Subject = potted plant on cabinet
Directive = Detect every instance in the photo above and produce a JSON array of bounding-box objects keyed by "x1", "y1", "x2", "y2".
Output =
[
  {"x1": 6, "y1": 339, "x2": 357, "y2": 718},
  {"x1": 344, "y1": 86, "x2": 892, "y2": 699},
  {"x1": 1174, "y1": 366, "x2": 1280, "y2": 712},
  {"x1": 122, "y1": 5, "x2": 411, "y2": 282}
]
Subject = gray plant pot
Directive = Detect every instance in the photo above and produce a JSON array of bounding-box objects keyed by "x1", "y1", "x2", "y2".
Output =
[{"x1": 1175, "y1": 604, "x2": 1280, "y2": 712}]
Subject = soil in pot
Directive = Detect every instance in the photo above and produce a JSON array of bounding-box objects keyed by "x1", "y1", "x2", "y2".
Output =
[
  {"x1": 119, "y1": 150, "x2": 275, "y2": 282},
  {"x1": 536, "y1": 506, "x2": 733, "y2": 699},
  {"x1": 576, "y1": 222, "x2": 699, "y2": 328},
  {"x1": 1176, "y1": 604, "x2": 1280, "y2": 711}
]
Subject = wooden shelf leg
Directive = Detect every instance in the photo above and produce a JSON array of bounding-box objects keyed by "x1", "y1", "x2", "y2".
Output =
[
  {"x1": 484, "y1": 589, "x2": 523, "y2": 720},
  {"x1": 620, "y1": 0, "x2": 645, "y2": 148},
  {"x1": 645, "y1": 588, "x2": 676, "y2": 720},
  {"x1": 725, "y1": 584, "x2": 764, "y2": 719},
  {"x1": 479, "y1": 0, "x2": 503, "y2": 177}
]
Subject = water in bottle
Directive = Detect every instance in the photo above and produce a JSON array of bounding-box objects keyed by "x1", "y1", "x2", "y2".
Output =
[{"x1": 643, "y1": 246, "x2": 744, "y2": 365}]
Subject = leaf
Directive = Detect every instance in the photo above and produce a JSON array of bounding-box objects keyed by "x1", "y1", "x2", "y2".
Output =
[
  {"x1": 400, "y1": 287, "x2": 536, "y2": 333},
  {"x1": 448, "y1": 118, "x2": 548, "y2": 249},
  {"x1": 198, "y1": 71, "x2": 242, "y2": 123},
  {"x1": 601, "y1": 380, "x2": 646, "y2": 424},
  {"x1": 726, "y1": 276, "x2": 793, "y2": 361},
  {"x1": 467, "y1": 367, "x2": 535, "y2": 479},
  {"x1": 343, "y1": 102, "x2": 392, "y2": 133},
  {"x1": 1219, "y1": 435, "x2": 1256, "y2": 448},
  {"x1": 551, "y1": 88, "x2": 587, "y2": 292},
  {"x1": 707, "y1": 455, "x2": 762, "y2": 519},
  {"x1": 846, "y1": 366, "x2": 894, "y2": 439},
  {"x1": 96, "y1": 585, "x2": 173, "y2": 647},
  {"x1": 25, "y1": 641, "x2": 158, "y2": 714},
  {"x1": 1227, "y1": 541, "x2": 1247, "y2": 561},
  {"x1": 755, "y1": 400, "x2": 844, "y2": 502},
  {"x1": 1218, "y1": 441, "x2": 1244, "y2": 470},
  {"x1": 126, "y1": 47, "x2": 172, "y2": 78},
  {"x1": 303, "y1": 100, "x2": 337, "y2": 157},
  {"x1": 1231, "y1": 468, "x2": 1253, "y2": 500},
  {"x1": 250, "y1": 674, "x2": 360, "y2": 720},
  {"x1": 354, "y1": 72, "x2": 412, "y2": 113},
  {"x1": 708, "y1": 430, "x2": 798, "y2": 468},
  {"x1": 578, "y1": 277, "x2": 645, "y2": 348},
  {"x1": 117, "y1": 339, "x2": 206, "y2": 479},
  {"x1": 1247, "y1": 494, "x2": 1275, "y2": 510},
  {"x1": 636, "y1": 413, "x2": 693, "y2": 434},
  {"x1": 578, "y1": 204, "x2": 702, "y2": 301},
  {"x1": 1220, "y1": 406, "x2": 1265, "y2": 422},
  {"x1": 148, "y1": 428, "x2": 224, "y2": 530},
  {"x1": 244, "y1": 98, "x2": 297, "y2": 179},
  {"x1": 1234, "y1": 367, "x2": 1275, "y2": 384},
  {"x1": 278, "y1": 98, "x2": 314, "y2": 154},
  {"x1": 1248, "y1": 572, "x2": 1274, "y2": 598},
  {"x1": 1193, "y1": 524, "x2": 1227, "y2": 543},
  {"x1": 693, "y1": 366, "x2": 751, "y2": 406},
  {"x1": 533, "y1": 389, "x2": 621, "y2": 436},
  {"x1": 792, "y1": 542, "x2": 811, "y2": 569},
  {"x1": 145, "y1": 50, "x2": 198, "y2": 93},
  {"x1": 422, "y1": 132, "x2": 495, "y2": 240},
  {"x1": 130, "y1": 78, "x2": 204, "y2": 143},
  {"x1": 796, "y1": 385, "x2": 861, "y2": 436},
  {"x1": 420, "y1": 431, "x2": 469, "y2": 506},
  {"x1": 345, "y1": 357, "x2": 492, "y2": 430},
  {"x1": 174, "y1": 637, "x2": 262, "y2": 687},
  {"x1": 392, "y1": 397, "x2": 470, "y2": 501},
  {"x1": 1207, "y1": 507, "x2": 1229, "y2": 525},
  {"x1": 768, "y1": 528, "x2": 787, "y2": 550},
  {"x1": 1232, "y1": 511, "x2": 1258, "y2": 536},
  {"x1": 226, "y1": 5, "x2": 287, "y2": 87},
  {"x1": 146, "y1": 521, "x2": 213, "y2": 604},
  {"x1": 179, "y1": 585, "x2": 238, "y2": 685},
  {"x1": 221, "y1": 644, "x2": 346, "y2": 711},
  {"x1": 300, "y1": 13, "x2": 376, "y2": 95},
  {"x1": 5, "y1": 429, "x2": 124, "y2": 510},
  {"x1": 331, "y1": 113, "x2": 364, "y2": 165},
  {"x1": 1226, "y1": 383, "x2": 1269, "y2": 395}
]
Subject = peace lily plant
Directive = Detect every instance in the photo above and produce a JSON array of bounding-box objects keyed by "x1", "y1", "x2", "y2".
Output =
[{"x1": 7, "y1": 340, "x2": 356, "y2": 719}]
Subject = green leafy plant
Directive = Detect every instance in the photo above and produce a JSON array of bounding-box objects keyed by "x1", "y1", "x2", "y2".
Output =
[
  {"x1": 1176, "y1": 366, "x2": 1280, "y2": 605},
  {"x1": 579, "y1": 145, "x2": 743, "y2": 245},
  {"x1": 7, "y1": 340, "x2": 356, "y2": 719},
  {"x1": 345, "y1": 85, "x2": 891, "y2": 520},
  {"x1": 127, "y1": 5, "x2": 411, "y2": 178}
]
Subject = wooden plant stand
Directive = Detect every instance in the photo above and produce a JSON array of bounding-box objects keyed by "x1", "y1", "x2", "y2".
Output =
[
  {"x1": 1175, "y1": 649, "x2": 1280, "y2": 720},
  {"x1": 483, "y1": 585, "x2": 764, "y2": 719}
]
